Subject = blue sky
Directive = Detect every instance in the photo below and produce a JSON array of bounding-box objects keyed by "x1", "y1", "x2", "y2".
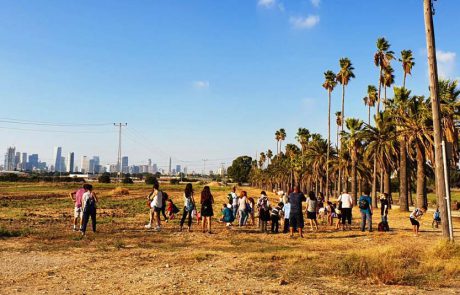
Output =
[{"x1": 0, "y1": 0, "x2": 459, "y2": 171}]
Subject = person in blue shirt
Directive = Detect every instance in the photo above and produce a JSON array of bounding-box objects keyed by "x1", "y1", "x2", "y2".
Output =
[{"x1": 358, "y1": 187, "x2": 373, "y2": 232}]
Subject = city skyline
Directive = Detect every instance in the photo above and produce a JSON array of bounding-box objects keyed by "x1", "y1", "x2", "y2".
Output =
[{"x1": 0, "y1": 1, "x2": 458, "y2": 166}]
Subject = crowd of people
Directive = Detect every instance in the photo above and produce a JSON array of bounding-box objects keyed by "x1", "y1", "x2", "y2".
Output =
[{"x1": 69, "y1": 183, "x2": 433, "y2": 237}]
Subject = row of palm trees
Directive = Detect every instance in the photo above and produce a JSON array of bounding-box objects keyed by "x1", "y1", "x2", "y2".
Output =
[{"x1": 249, "y1": 37, "x2": 460, "y2": 211}]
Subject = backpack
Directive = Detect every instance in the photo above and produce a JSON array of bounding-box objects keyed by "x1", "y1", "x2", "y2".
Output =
[
  {"x1": 434, "y1": 211, "x2": 440, "y2": 220},
  {"x1": 162, "y1": 191, "x2": 169, "y2": 202},
  {"x1": 259, "y1": 197, "x2": 269, "y2": 211},
  {"x1": 172, "y1": 203, "x2": 180, "y2": 214},
  {"x1": 84, "y1": 195, "x2": 95, "y2": 211},
  {"x1": 359, "y1": 198, "x2": 369, "y2": 210},
  {"x1": 245, "y1": 202, "x2": 252, "y2": 213}
]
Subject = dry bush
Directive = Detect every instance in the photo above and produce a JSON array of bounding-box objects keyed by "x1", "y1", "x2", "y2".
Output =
[{"x1": 110, "y1": 187, "x2": 129, "y2": 196}]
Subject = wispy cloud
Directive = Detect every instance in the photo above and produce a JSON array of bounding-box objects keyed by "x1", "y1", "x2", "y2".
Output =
[
  {"x1": 290, "y1": 15, "x2": 320, "y2": 29},
  {"x1": 436, "y1": 50, "x2": 456, "y2": 79},
  {"x1": 311, "y1": 0, "x2": 321, "y2": 8},
  {"x1": 258, "y1": 0, "x2": 276, "y2": 8},
  {"x1": 192, "y1": 80, "x2": 210, "y2": 90}
]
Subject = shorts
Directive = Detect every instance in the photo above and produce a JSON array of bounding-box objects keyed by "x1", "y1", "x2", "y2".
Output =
[
  {"x1": 74, "y1": 207, "x2": 83, "y2": 218},
  {"x1": 307, "y1": 211, "x2": 317, "y2": 220},
  {"x1": 410, "y1": 218, "x2": 419, "y2": 226},
  {"x1": 153, "y1": 206, "x2": 162, "y2": 213},
  {"x1": 289, "y1": 213, "x2": 304, "y2": 229}
]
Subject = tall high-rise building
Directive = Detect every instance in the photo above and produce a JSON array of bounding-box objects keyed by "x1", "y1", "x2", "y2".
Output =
[
  {"x1": 15, "y1": 152, "x2": 21, "y2": 170},
  {"x1": 122, "y1": 156, "x2": 129, "y2": 173},
  {"x1": 81, "y1": 156, "x2": 89, "y2": 173},
  {"x1": 152, "y1": 164, "x2": 158, "y2": 174},
  {"x1": 168, "y1": 157, "x2": 172, "y2": 175},
  {"x1": 28, "y1": 154, "x2": 39, "y2": 170},
  {"x1": 92, "y1": 156, "x2": 100, "y2": 173},
  {"x1": 53, "y1": 147, "x2": 62, "y2": 172},
  {"x1": 176, "y1": 165, "x2": 181, "y2": 174},
  {"x1": 21, "y1": 153, "x2": 27, "y2": 170},
  {"x1": 60, "y1": 156, "x2": 66, "y2": 172},
  {"x1": 67, "y1": 152, "x2": 74, "y2": 173},
  {"x1": 4, "y1": 147, "x2": 16, "y2": 171}
]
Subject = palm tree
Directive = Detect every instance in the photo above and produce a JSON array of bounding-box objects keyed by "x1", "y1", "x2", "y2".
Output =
[
  {"x1": 279, "y1": 128, "x2": 287, "y2": 154},
  {"x1": 363, "y1": 85, "x2": 378, "y2": 124},
  {"x1": 399, "y1": 50, "x2": 415, "y2": 88},
  {"x1": 341, "y1": 118, "x2": 364, "y2": 203},
  {"x1": 275, "y1": 130, "x2": 281, "y2": 155},
  {"x1": 388, "y1": 87, "x2": 411, "y2": 211},
  {"x1": 336, "y1": 58, "x2": 356, "y2": 132},
  {"x1": 381, "y1": 65, "x2": 395, "y2": 108},
  {"x1": 266, "y1": 149, "x2": 273, "y2": 165},
  {"x1": 259, "y1": 152, "x2": 267, "y2": 169},
  {"x1": 323, "y1": 70, "x2": 337, "y2": 200},
  {"x1": 438, "y1": 79, "x2": 460, "y2": 164},
  {"x1": 295, "y1": 128, "x2": 311, "y2": 153},
  {"x1": 335, "y1": 111, "x2": 343, "y2": 194},
  {"x1": 374, "y1": 37, "x2": 394, "y2": 113}
]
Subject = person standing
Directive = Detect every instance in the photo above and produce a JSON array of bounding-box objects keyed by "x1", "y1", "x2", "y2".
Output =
[
  {"x1": 69, "y1": 184, "x2": 88, "y2": 231},
  {"x1": 247, "y1": 197, "x2": 255, "y2": 226},
  {"x1": 288, "y1": 185, "x2": 306, "y2": 238},
  {"x1": 282, "y1": 198, "x2": 291, "y2": 233},
  {"x1": 257, "y1": 191, "x2": 270, "y2": 233},
  {"x1": 200, "y1": 186, "x2": 214, "y2": 233},
  {"x1": 80, "y1": 184, "x2": 98, "y2": 236},
  {"x1": 306, "y1": 191, "x2": 319, "y2": 231},
  {"x1": 358, "y1": 188, "x2": 373, "y2": 232},
  {"x1": 145, "y1": 183, "x2": 163, "y2": 231},
  {"x1": 180, "y1": 183, "x2": 195, "y2": 232},
  {"x1": 380, "y1": 193, "x2": 389, "y2": 224},
  {"x1": 238, "y1": 191, "x2": 248, "y2": 227},
  {"x1": 230, "y1": 186, "x2": 239, "y2": 222},
  {"x1": 337, "y1": 190, "x2": 353, "y2": 230}
]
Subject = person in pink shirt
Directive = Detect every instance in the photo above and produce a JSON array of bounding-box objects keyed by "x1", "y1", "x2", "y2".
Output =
[{"x1": 69, "y1": 184, "x2": 90, "y2": 231}]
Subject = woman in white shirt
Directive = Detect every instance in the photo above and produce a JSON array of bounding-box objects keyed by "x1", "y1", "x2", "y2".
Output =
[
  {"x1": 81, "y1": 184, "x2": 98, "y2": 236},
  {"x1": 145, "y1": 183, "x2": 163, "y2": 231},
  {"x1": 238, "y1": 191, "x2": 248, "y2": 227},
  {"x1": 180, "y1": 183, "x2": 195, "y2": 232},
  {"x1": 337, "y1": 190, "x2": 353, "y2": 230}
]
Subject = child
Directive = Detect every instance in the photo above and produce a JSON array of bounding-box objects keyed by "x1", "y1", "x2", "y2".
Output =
[
  {"x1": 410, "y1": 205, "x2": 427, "y2": 236},
  {"x1": 270, "y1": 202, "x2": 284, "y2": 233},
  {"x1": 326, "y1": 202, "x2": 334, "y2": 226},
  {"x1": 380, "y1": 193, "x2": 389, "y2": 223},
  {"x1": 166, "y1": 199, "x2": 179, "y2": 220},
  {"x1": 282, "y1": 200, "x2": 291, "y2": 233},
  {"x1": 432, "y1": 206, "x2": 441, "y2": 228},
  {"x1": 335, "y1": 202, "x2": 342, "y2": 230},
  {"x1": 222, "y1": 204, "x2": 235, "y2": 227}
]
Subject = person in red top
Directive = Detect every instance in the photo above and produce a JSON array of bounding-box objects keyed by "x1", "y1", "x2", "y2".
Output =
[{"x1": 69, "y1": 184, "x2": 90, "y2": 231}]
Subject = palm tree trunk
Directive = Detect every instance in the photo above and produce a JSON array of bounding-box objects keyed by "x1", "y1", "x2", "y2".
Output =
[
  {"x1": 424, "y1": 0, "x2": 450, "y2": 238},
  {"x1": 399, "y1": 136, "x2": 409, "y2": 211},
  {"x1": 403, "y1": 72, "x2": 407, "y2": 89},
  {"x1": 383, "y1": 86, "x2": 387, "y2": 110},
  {"x1": 371, "y1": 155, "x2": 378, "y2": 208},
  {"x1": 337, "y1": 125, "x2": 342, "y2": 196},
  {"x1": 376, "y1": 66, "x2": 383, "y2": 114},
  {"x1": 351, "y1": 148, "x2": 358, "y2": 204},
  {"x1": 416, "y1": 142, "x2": 427, "y2": 207},
  {"x1": 368, "y1": 105, "x2": 371, "y2": 125},
  {"x1": 326, "y1": 91, "x2": 331, "y2": 201},
  {"x1": 341, "y1": 84, "x2": 345, "y2": 132}
]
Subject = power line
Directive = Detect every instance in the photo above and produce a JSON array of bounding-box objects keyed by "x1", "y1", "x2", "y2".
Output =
[
  {"x1": 0, "y1": 126, "x2": 115, "y2": 134},
  {"x1": 0, "y1": 118, "x2": 113, "y2": 127}
]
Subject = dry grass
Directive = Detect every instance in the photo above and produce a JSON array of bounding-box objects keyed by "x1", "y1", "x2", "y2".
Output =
[{"x1": 0, "y1": 182, "x2": 459, "y2": 294}]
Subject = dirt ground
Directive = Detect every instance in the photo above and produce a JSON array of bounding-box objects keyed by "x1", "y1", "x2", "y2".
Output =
[{"x1": 0, "y1": 183, "x2": 459, "y2": 295}]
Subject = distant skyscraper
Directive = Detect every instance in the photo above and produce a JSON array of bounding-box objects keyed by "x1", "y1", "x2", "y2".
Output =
[
  {"x1": 67, "y1": 152, "x2": 74, "y2": 173},
  {"x1": 28, "y1": 154, "x2": 39, "y2": 170},
  {"x1": 60, "y1": 156, "x2": 66, "y2": 172},
  {"x1": 21, "y1": 153, "x2": 27, "y2": 170},
  {"x1": 92, "y1": 156, "x2": 100, "y2": 173},
  {"x1": 152, "y1": 164, "x2": 158, "y2": 174},
  {"x1": 15, "y1": 152, "x2": 20, "y2": 170},
  {"x1": 53, "y1": 147, "x2": 62, "y2": 172},
  {"x1": 168, "y1": 157, "x2": 172, "y2": 175},
  {"x1": 81, "y1": 156, "x2": 89, "y2": 173},
  {"x1": 4, "y1": 147, "x2": 16, "y2": 171},
  {"x1": 176, "y1": 165, "x2": 181, "y2": 174},
  {"x1": 122, "y1": 156, "x2": 129, "y2": 173}
]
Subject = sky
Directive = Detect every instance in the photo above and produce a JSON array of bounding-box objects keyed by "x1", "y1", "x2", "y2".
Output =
[{"x1": 0, "y1": 0, "x2": 459, "y2": 172}]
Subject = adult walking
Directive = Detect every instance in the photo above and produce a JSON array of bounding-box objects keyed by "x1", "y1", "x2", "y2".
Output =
[
  {"x1": 145, "y1": 183, "x2": 163, "y2": 231},
  {"x1": 306, "y1": 191, "x2": 319, "y2": 231},
  {"x1": 230, "y1": 186, "x2": 239, "y2": 221},
  {"x1": 69, "y1": 184, "x2": 88, "y2": 231},
  {"x1": 337, "y1": 190, "x2": 353, "y2": 230},
  {"x1": 180, "y1": 183, "x2": 195, "y2": 232},
  {"x1": 80, "y1": 184, "x2": 98, "y2": 236},
  {"x1": 200, "y1": 186, "x2": 214, "y2": 233},
  {"x1": 288, "y1": 185, "x2": 306, "y2": 238},
  {"x1": 238, "y1": 191, "x2": 248, "y2": 227},
  {"x1": 358, "y1": 188, "x2": 373, "y2": 232}
]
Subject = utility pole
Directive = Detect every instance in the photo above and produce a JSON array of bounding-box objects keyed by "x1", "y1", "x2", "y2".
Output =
[
  {"x1": 114, "y1": 123, "x2": 127, "y2": 183},
  {"x1": 423, "y1": 0, "x2": 452, "y2": 240},
  {"x1": 202, "y1": 159, "x2": 208, "y2": 177}
]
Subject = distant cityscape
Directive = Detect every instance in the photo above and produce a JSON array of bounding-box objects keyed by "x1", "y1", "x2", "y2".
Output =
[{"x1": 1, "y1": 146, "x2": 225, "y2": 176}]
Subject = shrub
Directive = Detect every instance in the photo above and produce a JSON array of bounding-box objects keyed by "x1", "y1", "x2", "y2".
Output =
[
  {"x1": 122, "y1": 177, "x2": 133, "y2": 184},
  {"x1": 170, "y1": 179, "x2": 180, "y2": 185},
  {"x1": 98, "y1": 173, "x2": 111, "y2": 183},
  {"x1": 145, "y1": 175, "x2": 158, "y2": 185}
]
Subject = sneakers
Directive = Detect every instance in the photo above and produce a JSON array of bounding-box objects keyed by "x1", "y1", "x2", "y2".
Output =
[
  {"x1": 155, "y1": 226, "x2": 161, "y2": 232},
  {"x1": 145, "y1": 224, "x2": 152, "y2": 229}
]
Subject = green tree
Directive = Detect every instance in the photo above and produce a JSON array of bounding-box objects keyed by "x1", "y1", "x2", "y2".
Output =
[
  {"x1": 363, "y1": 85, "x2": 378, "y2": 125},
  {"x1": 374, "y1": 37, "x2": 394, "y2": 113},
  {"x1": 399, "y1": 49, "x2": 415, "y2": 88},
  {"x1": 323, "y1": 70, "x2": 337, "y2": 200},
  {"x1": 336, "y1": 58, "x2": 356, "y2": 132},
  {"x1": 227, "y1": 156, "x2": 253, "y2": 184},
  {"x1": 98, "y1": 173, "x2": 111, "y2": 183}
]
